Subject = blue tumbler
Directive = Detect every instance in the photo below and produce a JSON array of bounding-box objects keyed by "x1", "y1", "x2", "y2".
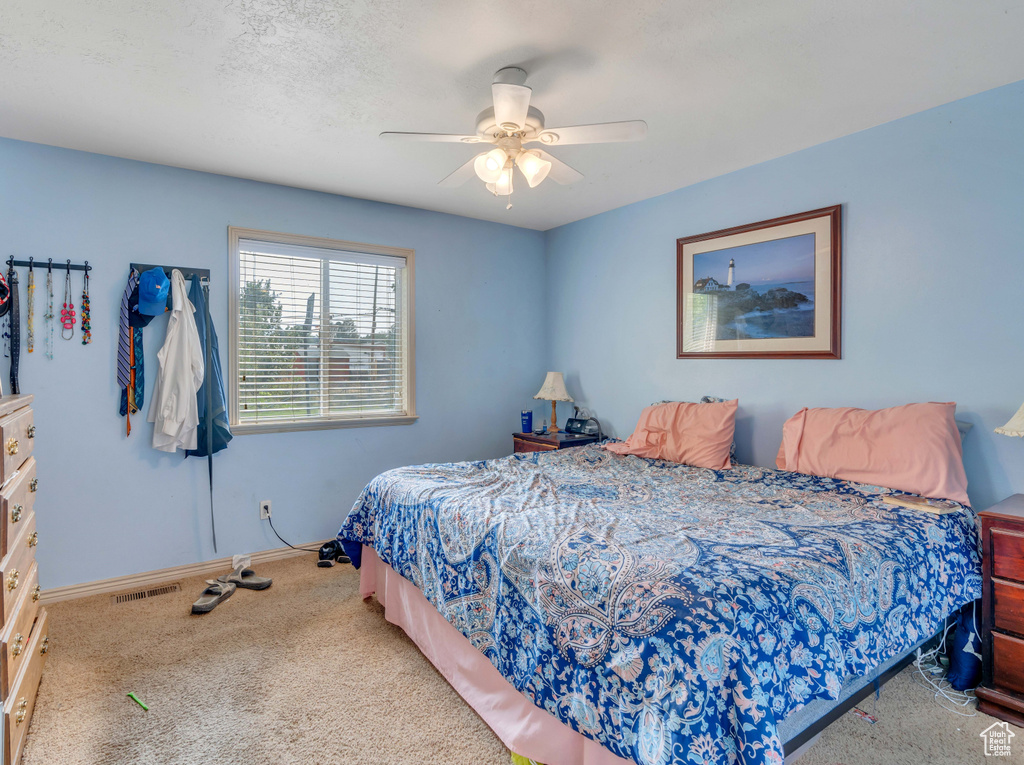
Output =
[{"x1": 521, "y1": 410, "x2": 533, "y2": 433}]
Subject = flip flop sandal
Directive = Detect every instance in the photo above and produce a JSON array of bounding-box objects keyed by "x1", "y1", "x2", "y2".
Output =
[
  {"x1": 191, "y1": 580, "x2": 236, "y2": 614},
  {"x1": 217, "y1": 564, "x2": 273, "y2": 591}
]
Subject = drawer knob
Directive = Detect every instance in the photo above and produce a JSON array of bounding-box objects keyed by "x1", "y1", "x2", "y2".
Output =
[
  {"x1": 6, "y1": 569, "x2": 18, "y2": 592},
  {"x1": 31, "y1": 584, "x2": 40, "y2": 603},
  {"x1": 10, "y1": 504, "x2": 21, "y2": 523},
  {"x1": 11, "y1": 634, "x2": 23, "y2": 657},
  {"x1": 15, "y1": 698, "x2": 26, "y2": 726},
  {"x1": 40, "y1": 635, "x2": 48, "y2": 655},
  {"x1": 29, "y1": 478, "x2": 38, "y2": 493},
  {"x1": 26, "y1": 425, "x2": 35, "y2": 439},
  {"x1": 27, "y1": 531, "x2": 37, "y2": 548},
  {"x1": 5, "y1": 438, "x2": 18, "y2": 456}
]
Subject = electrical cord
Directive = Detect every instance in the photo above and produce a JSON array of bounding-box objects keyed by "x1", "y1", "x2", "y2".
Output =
[
  {"x1": 266, "y1": 514, "x2": 322, "y2": 554},
  {"x1": 911, "y1": 619, "x2": 978, "y2": 717}
]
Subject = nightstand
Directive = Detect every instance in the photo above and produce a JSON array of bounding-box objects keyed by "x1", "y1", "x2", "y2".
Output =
[
  {"x1": 513, "y1": 431, "x2": 598, "y2": 454},
  {"x1": 976, "y1": 494, "x2": 1024, "y2": 728}
]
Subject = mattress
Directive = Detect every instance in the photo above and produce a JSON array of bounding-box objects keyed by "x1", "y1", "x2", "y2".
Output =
[{"x1": 338, "y1": 444, "x2": 981, "y2": 765}]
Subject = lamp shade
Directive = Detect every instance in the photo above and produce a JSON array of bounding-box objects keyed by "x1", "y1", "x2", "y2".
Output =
[
  {"x1": 515, "y1": 150, "x2": 552, "y2": 188},
  {"x1": 474, "y1": 148, "x2": 508, "y2": 183},
  {"x1": 486, "y1": 166, "x2": 514, "y2": 196},
  {"x1": 996, "y1": 402, "x2": 1024, "y2": 437},
  {"x1": 533, "y1": 371, "x2": 573, "y2": 402}
]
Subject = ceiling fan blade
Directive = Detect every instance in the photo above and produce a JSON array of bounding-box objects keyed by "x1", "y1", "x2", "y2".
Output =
[
  {"x1": 491, "y1": 83, "x2": 532, "y2": 131},
  {"x1": 528, "y1": 120, "x2": 647, "y2": 146},
  {"x1": 438, "y1": 154, "x2": 484, "y2": 187},
  {"x1": 380, "y1": 132, "x2": 483, "y2": 143},
  {"x1": 533, "y1": 150, "x2": 583, "y2": 185}
]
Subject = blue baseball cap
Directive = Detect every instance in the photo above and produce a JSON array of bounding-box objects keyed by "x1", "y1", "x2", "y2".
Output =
[{"x1": 138, "y1": 267, "x2": 170, "y2": 315}]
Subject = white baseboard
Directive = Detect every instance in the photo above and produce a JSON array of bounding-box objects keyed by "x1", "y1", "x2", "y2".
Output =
[{"x1": 40, "y1": 539, "x2": 332, "y2": 604}]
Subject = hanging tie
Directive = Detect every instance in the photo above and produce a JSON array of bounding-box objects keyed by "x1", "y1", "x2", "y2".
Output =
[{"x1": 118, "y1": 269, "x2": 140, "y2": 422}]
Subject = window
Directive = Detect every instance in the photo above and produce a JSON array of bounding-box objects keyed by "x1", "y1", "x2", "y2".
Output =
[{"x1": 228, "y1": 228, "x2": 415, "y2": 433}]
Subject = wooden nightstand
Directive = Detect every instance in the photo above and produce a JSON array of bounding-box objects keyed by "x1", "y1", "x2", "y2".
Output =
[
  {"x1": 513, "y1": 431, "x2": 598, "y2": 454},
  {"x1": 977, "y1": 494, "x2": 1024, "y2": 728}
]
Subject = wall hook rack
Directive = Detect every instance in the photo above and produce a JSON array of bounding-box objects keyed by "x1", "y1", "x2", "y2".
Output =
[
  {"x1": 130, "y1": 262, "x2": 210, "y2": 284},
  {"x1": 6, "y1": 256, "x2": 92, "y2": 273}
]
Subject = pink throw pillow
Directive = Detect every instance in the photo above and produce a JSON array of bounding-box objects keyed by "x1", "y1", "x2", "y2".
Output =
[
  {"x1": 775, "y1": 402, "x2": 968, "y2": 505},
  {"x1": 605, "y1": 400, "x2": 737, "y2": 469}
]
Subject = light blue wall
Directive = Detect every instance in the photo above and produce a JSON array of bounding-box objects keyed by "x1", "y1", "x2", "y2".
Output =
[
  {"x1": 4, "y1": 78, "x2": 1022, "y2": 589},
  {"x1": 0, "y1": 138, "x2": 547, "y2": 589},
  {"x1": 545, "y1": 79, "x2": 1024, "y2": 512}
]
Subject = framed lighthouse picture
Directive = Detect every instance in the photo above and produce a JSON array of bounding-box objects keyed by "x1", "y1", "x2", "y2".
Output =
[{"x1": 676, "y1": 205, "x2": 841, "y2": 359}]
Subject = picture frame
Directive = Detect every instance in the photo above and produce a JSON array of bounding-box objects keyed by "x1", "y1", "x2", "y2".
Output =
[{"x1": 676, "y1": 205, "x2": 841, "y2": 359}]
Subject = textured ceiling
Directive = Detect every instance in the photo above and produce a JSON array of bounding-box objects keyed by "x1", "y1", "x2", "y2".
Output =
[{"x1": 2, "y1": 1, "x2": 1024, "y2": 230}]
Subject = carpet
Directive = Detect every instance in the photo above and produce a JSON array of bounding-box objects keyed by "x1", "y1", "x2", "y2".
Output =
[{"x1": 23, "y1": 555, "x2": 1013, "y2": 764}]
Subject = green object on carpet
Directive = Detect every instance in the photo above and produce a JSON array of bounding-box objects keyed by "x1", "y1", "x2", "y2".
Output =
[
  {"x1": 126, "y1": 692, "x2": 148, "y2": 711},
  {"x1": 510, "y1": 754, "x2": 541, "y2": 765}
]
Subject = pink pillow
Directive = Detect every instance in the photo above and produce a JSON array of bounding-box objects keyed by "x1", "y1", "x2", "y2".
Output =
[
  {"x1": 775, "y1": 402, "x2": 968, "y2": 504},
  {"x1": 605, "y1": 400, "x2": 737, "y2": 469}
]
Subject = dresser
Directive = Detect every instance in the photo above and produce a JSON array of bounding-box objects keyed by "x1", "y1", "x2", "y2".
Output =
[
  {"x1": 0, "y1": 395, "x2": 47, "y2": 765},
  {"x1": 976, "y1": 494, "x2": 1024, "y2": 728},
  {"x1": 513, "y1": 431, "x2": 599, "y2": 453}
]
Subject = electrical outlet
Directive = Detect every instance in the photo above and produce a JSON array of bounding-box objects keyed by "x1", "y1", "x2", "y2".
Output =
[{"x1": 260, "y1": 500, "x2": 272, "y2": 520}]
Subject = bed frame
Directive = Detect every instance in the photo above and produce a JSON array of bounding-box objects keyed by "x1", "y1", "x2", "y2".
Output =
[{"x1": 780, "y1": 639, "x2": 925, "y2": 758}]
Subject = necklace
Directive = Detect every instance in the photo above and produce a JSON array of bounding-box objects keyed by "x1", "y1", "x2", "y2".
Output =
[
  {"x1": 81, "y1": 266, "x2": 91, "y2": 345},
  {"x1": 26, "y1": 264, "x2": 34, "y2": 353},
  {"x1": 7, "y1": 267, "x2": 19, "y2": 395},
  {"x1": 60, "y1": 262, "x2": 76, "y2": 340},
  {"x1": 44, "y1": 263, "x2": 54, "y2": 360}
]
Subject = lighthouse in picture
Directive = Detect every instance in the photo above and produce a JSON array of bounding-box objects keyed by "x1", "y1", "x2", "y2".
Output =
[{"x1": 727, "y1": 258, "x2": 735, "y2": 287}]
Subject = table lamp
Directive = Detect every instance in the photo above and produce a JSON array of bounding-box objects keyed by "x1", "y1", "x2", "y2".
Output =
[
  {"x1": 534, "y1": 372, "x2": 573, "y2": 433},
  {"x1": 995, "y1": 402, "x2": 1024, "y2": 437}
]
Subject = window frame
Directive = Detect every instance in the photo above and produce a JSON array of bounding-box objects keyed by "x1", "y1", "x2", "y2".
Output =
[{"x1": 227, "y1": 226, "x2": 417, "y2": 435}]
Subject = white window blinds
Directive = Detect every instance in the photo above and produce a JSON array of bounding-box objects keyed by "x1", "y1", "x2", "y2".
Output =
[{"x1": 231, "y1": 232, "x2": 414, "y2": 432}]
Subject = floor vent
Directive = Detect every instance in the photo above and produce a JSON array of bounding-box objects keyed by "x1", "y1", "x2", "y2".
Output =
[{"x1": 111, "y1": 583, "x2": 181, "y2": 605}]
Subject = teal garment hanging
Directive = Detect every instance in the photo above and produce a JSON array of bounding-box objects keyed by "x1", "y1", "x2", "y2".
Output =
[{"x1": 185, "y1": 274, "x2": 232, "y2": 457}]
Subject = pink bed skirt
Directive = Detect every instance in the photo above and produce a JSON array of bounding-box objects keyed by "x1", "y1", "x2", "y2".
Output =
[{"x1": 360, "y1": 545, "x2": 633, "y2": 765}]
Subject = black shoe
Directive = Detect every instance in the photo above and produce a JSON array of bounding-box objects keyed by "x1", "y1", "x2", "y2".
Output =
[{"x1": 318, "y1": 540, "x2": 351, "y2": 567}]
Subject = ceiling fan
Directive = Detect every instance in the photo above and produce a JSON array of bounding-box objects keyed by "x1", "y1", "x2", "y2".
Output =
[{"x1": 380, "y1": 67, "x2": 647, "y2": 208}]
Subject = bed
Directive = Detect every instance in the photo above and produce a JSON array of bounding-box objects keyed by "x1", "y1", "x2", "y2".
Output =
[{"x1": 337, "y1": 444, "x2": 981, "y2": 765}]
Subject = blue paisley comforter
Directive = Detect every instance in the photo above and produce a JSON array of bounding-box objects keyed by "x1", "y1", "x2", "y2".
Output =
[{"x1": 337, "y1": 445, "x2": 981, "y2": 765}]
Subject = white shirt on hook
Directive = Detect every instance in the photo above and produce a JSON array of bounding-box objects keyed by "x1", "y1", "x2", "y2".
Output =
[{"x1": 148, "y1": 269, "x2": 204, "y2": 452}]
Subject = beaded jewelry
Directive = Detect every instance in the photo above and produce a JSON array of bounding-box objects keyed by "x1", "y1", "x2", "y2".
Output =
[
  {"x1": 60, "y1": 260, "x2": 76, "y2": 340},
  {"x1": 80, "y1": 265, "x2": 91, "y2": 345},
  {"x1": 44, "y1": 260, "x2": 54, "y2": 360},
  {"x1": 26, "y1": 260, "x2": 34, "y2": 354}
]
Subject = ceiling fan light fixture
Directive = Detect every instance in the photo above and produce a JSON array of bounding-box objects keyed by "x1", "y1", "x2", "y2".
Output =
[
  {"x1": 486, "y1": 166, "x2": 514, "y2": 196},
  {"x1": 515, "y1": 150, "x2": 552, "y2": 188},
  {"x1": 474, "y1": 148, "x2": 507, "y2": 183}
]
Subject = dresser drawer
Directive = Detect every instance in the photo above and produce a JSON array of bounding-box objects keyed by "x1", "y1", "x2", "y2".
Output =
[
  {"x1": 0, "y1": 409, "x2": 33, "y2": 486},
  {"x1": 0, "y1": 458, "x2": 36, "y2": 559},
  {"x1": 513, "y1": 438, "x2": 557, "y2": 453},
  {"x1": 993, "y1": 578, "x2": 1024, "y2": 637},
  {"x1": 4, "y1": 608, "x2": 47, "y2": 765},
  {"x1": 991, "y1": 527, "x2": 1024, "y2": 583},
  {"x1": 0, "y1": 515, "x2": 36, "y2": 629},
  {"x1": 992, "y1": 630, "x2": 1024, "y2": 694},
  {"x1": 0, "y1": 562, "x2": 39, "y2": 702}
]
